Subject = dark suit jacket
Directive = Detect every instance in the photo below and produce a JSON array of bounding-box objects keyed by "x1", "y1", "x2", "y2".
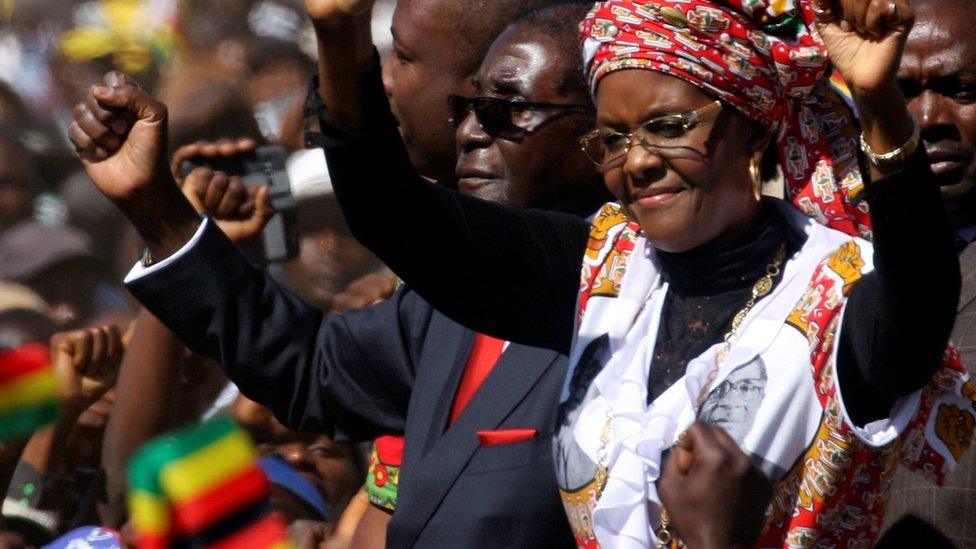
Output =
[
  {"x1": 126, "y1": 221, "x2": 575, "y2": 548},
  {"x1": 881, "y1": 243, "x2": 976, "y2": 547}
]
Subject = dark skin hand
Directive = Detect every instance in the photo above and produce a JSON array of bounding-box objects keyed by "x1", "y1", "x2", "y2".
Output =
[
  {"x1": 11, "y1": 326, "x2": 122, "y2": 529},
  {"x1": 50, "y1": 325, "x2": 124, "y2": 420},
  {"x1": 657, "y1": 422, "x2": 772, "y2": 549},
  {"x1": 69, "y1": 71, "x2": 200, "y2": 264},
  {"x1": 898, "y1": 0, "x2": 976, "y2": 230},
  {"x1": 19, "y1": 325, "x2": 122, "y2": 477}
]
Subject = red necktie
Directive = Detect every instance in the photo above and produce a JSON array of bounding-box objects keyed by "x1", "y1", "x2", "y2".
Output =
[{"x1": 449, "y1": 333, "x2": 506, "y2": 425}]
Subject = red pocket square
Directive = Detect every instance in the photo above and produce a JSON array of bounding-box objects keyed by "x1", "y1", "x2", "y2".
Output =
[{"x1": 477, "y1": 428, "x2": 538, "y2": 447}]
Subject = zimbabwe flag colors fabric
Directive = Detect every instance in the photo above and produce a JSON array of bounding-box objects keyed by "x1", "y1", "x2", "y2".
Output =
[
  {"x1": 127, "y1": 417, "x2": 291, "y2": 548},
  {"x1": 0, "y1": 343, "x2": 58, "y2": 442}
]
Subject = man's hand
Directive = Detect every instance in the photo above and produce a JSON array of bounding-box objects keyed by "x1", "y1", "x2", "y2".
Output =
[
  {"x1": 50, "y1": 325, "x2": 124, "y2": 418},
  {"x1": 69, "y1": 71, "x2": 201, "y2": 260},
  {"x1": 657, "y1": 422, "x2": 772, "y2": 549},
  {"x1": 68, "y1": 72, "x2": 169, "y2": 205},
  {"x1": 182, "y1": 167, "x2": 273, "y2": 245},
  {"x1": 330, "y1": 271, "x2": 398, "y2": 313},
  {"x1": 171, "y1": 138, "x2": 274, "y2": 244},
  {"x1": 305, "y1": 0, "x2": 376, "y2": 24},
  {"x1": 170, "y1": 138, "x2": 257, "y2": 185}
]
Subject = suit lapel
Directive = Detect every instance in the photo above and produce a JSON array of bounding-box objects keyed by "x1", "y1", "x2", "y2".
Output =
[
  {"x1": 400, "y1": 314, "x2": 472, "y2": 473},
  {"x1": 390, "y1": 341, "x2": 562, "y2": 548},
  {"x1": 958, "y1": 244, "x2": 976, "y2": 313}
]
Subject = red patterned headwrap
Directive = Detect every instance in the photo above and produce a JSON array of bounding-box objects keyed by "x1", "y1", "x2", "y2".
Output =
[{"x1": 581, "y1": 0, "x2": 870, "y2": 238}]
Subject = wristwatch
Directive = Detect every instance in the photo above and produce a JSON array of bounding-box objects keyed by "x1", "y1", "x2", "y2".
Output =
[{"x1": 859, "y1": 119, "x2": 920, "y2": 170}]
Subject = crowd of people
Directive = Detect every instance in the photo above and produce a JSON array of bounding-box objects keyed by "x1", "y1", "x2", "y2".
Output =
[{"x1": 1, "y1": 0, "x2": 976, "y2": 546}]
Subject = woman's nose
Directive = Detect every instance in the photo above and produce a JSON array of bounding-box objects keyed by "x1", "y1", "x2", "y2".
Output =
[{"x1": 622, "y1": 137, "x2": 665, "y2": 184}]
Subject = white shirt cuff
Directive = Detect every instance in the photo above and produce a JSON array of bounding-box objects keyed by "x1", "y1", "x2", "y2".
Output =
[{"x1": 123, "y1": 217, "x2": 210, "y2": 284}]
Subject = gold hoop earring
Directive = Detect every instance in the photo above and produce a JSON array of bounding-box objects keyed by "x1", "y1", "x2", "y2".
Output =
[{"x1": 749, "y1": 159, "x2": 762, "y2": 200}]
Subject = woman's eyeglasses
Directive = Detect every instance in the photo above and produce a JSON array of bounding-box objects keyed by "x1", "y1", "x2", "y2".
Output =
[
  {"x1": 579, "y1": 101, "x2": 723, "y2": 171},
  {"x1": 448, "y1": 95, "x2": 594, "y2": 141}
]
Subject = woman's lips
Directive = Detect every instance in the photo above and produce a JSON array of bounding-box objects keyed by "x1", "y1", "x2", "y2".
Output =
[{"x1": 634, "y1": 186, "x2": 685, "y2": 207}]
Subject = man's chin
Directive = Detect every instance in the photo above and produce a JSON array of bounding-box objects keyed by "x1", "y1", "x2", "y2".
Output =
[{"x1": 940, "y1": 173, "x2": 976, "y2": 203}]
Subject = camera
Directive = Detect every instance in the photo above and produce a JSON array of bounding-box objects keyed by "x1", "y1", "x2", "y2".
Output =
[{"x1": 180, "y1": 145, "x2": 299, "y2": 264}]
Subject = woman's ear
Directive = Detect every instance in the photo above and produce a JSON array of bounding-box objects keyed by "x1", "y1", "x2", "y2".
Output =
[{"x1": 747, "y1": 121, "x2": 772, "y2": 156}]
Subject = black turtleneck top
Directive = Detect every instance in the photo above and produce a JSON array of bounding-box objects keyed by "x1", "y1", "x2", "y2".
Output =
[
  {"x1": 313, "y1": 73, "x2": 960, "y2": 426},
  {"x1": 649, "y1": 202, "x2": 804, "y2": 403}
]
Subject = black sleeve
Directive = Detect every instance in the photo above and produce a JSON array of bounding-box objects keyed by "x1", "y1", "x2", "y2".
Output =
[
  {"x1": 305, "y1": 67, "x2": 590, "y2": 355},
  {"x1": 837, "y1": 149, "x2": 961, "y2": 425},
  {"x1": 126, "y1": 221, "x2": 429, "y2": 441}
]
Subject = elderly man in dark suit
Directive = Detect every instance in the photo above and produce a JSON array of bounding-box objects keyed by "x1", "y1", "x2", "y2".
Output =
[{"x1": 882, "y1": 0, "x2": 976, "y2": 545}]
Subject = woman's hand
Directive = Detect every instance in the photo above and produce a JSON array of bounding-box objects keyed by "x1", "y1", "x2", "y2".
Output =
[
  {"x1": 658, "y1": 423, "x2": 772, "y2": 549},
  {"x1": 813, "y1": 0, "x2": 914, "y2": 95},
  {"x1": 812, "y1": 0, "x2": 917, "y2": 176}
]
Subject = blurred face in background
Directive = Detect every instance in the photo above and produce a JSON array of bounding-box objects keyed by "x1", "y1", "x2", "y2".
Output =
[
  {"x1": 282, "y1": 196, "x2": 384, "y2": 313},
  {"x1": 0, "y1": 137, "x2": 39, "y2": 234},
  {"x1": 232, "y1": 396, "x2": 365, "y2": 514}
]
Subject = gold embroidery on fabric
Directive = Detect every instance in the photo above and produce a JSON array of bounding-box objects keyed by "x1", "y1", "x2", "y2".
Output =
[
  {"x1": 825, "y1": 241, "x2": 864, "y2": 295},
  {"x1": 585, "y1": 205, "x2": 629, "y2": 260},
  {"x1": 559, "y1": 479, "x2": 603, "y2": 544},
  {"x1": 935, "y1": 404, "x2": 976, "y2": 461}
]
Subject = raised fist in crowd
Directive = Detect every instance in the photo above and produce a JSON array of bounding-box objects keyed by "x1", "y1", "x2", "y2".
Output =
[
  {"x1": 305, "y1": 0, "x2": 376, "y2": 23},
  {"x1": 68, "y1": 72, "x2": 168, "y2": 208},
  {"x1": 50, "y1": 325, "x2": 124, "y2": 417},
  {"x1": 657, "y1": 422, "x2": 772, "y2": 549},
  {"x1": 70, "y1": 72, "x2": 255, "y2": 258},
  {"x1": 172, "y1": 139, "x2": 274, "y2": 245}
]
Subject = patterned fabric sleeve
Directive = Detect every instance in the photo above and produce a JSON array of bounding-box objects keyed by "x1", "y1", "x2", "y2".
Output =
[
  {"x1": 365, "y1": 435, "x2": 404, "y2": 512},
  {"x1": 898, "y1": 348, "x2": 976, "y2": 485}
]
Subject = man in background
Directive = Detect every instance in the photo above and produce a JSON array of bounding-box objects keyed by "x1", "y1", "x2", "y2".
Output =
[{"x1": 883, "y1": 0, "x2": 976, "y2": 545}]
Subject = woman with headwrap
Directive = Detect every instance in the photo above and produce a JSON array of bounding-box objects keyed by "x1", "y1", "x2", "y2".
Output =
[
  {"x1": 65, "y1": 0, "x2": 972, "y2": 545},
  {"x1": 298, "y1": 0, "x2": 970, "y2": 545}
]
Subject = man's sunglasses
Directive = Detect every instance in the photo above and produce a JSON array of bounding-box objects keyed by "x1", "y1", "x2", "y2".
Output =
[{"x1": 448, "y1": 95, "x2": 594, "y2": 141}]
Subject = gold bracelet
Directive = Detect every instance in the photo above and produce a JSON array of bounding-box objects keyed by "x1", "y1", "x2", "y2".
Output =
[{"x1": 859, "y1": 119, "x2": 920, "y2": 170}]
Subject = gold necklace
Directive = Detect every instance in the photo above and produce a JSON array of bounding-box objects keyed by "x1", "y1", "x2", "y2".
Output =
[{"x1": 589, "y1": 245, "x2": 787, "y2": 548}]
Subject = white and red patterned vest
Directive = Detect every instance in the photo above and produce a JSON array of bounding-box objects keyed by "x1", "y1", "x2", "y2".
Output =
[{"x1": 555, "y1": 202, "x2": 975, "y2": 548}]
